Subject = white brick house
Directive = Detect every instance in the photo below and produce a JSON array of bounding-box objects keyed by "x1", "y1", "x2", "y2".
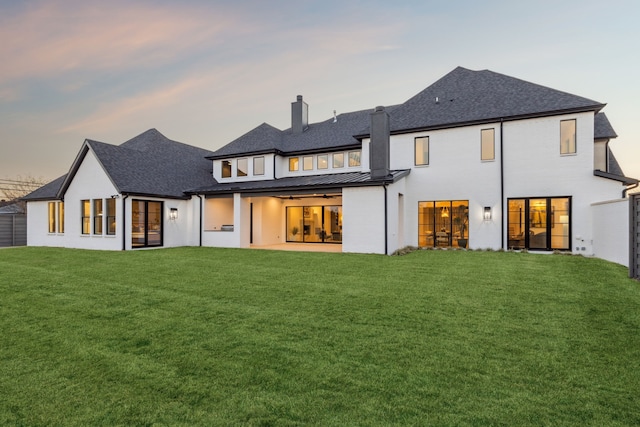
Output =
[{"x1": 24, "y1": 67, "x2": 638, "y2": 264}]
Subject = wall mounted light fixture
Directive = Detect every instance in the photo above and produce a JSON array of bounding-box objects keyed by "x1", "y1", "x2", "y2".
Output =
[
  {"x1": 483, "y1": 206, "x2": 492, "y2": 221},
  {"x1": 170, "y1": 208, "x2": 178, "y2": 221}
]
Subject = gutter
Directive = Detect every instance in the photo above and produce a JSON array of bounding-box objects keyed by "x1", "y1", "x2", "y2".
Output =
[{"x1": 623, "y1": 182, "x2": 639, "y2": 198}]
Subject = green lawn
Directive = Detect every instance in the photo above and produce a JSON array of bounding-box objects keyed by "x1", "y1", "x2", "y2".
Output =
[{"x1": 1, "y1": 247, "x2": 639, "y2": 426}]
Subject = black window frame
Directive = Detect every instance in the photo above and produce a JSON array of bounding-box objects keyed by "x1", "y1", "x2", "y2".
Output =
[{"x1": 415, "y1": 136, "x2": 429, "y2": 166}]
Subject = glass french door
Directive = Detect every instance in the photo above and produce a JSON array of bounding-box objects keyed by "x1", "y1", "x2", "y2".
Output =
[
  {"x1": 131, "y1": 200, "x2": 163, "y2": 248},
  {"x1": 508, "y1": 197, "x2": 570, "y2": 250}
]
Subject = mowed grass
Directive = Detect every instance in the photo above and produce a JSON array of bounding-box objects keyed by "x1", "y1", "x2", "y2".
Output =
[{"x1": 1, "y1": 247, "x2": 639, "y2": 426}]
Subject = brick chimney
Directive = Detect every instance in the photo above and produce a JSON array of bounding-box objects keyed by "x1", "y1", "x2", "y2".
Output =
[
  {"x1": 291, "y1": 95, "x2": 308, "y2": 134},
  {"x1": 370, "y1": 106, "x2": 390, "y2": 179}
]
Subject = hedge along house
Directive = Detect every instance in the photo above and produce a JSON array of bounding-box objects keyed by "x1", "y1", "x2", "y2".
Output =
[{"x1": 24, "y1": 67, "x2": 638, "y2": 264}]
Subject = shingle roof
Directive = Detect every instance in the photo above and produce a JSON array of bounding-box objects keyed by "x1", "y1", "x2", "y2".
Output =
[
  {"x1": 24, "y1": 129, "x2": 216, "y2": 201},
  {"x1": 21, "y1": 175, "x2": 66, "y2": 201},
  {"x1": 382, "y1": 67, "x2": 605, "y2": 134},
  {"x1": 208, "y1": 107, "x2": 400, "y2": 159},
  {"x1": 188, "y1": 170, "x2": 410, "y2": 195},
  {"x1": 88, "y1": 129, "x2": 215, "y2": 198},
  {"x1": 594, "y1": 112, "x2": 618, "y2": 139}
]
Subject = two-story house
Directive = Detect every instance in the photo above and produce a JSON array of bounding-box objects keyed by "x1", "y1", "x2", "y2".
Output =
[{"x1": 23, "y1": 67, "x2": 638, "y2": 264}]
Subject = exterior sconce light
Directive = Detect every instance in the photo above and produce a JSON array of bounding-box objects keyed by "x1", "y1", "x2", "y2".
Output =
[
  {"x1": 483, "y1": 206, "x2": 492, "y2": 221},
  {"x1": 170, "y1": 208, "x2": 178, "y2": 221}
]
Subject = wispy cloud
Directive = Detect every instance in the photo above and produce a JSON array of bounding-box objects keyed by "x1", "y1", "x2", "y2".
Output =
[{"x1": 0, "y1": 1, "x2": 237, "y2": 84}]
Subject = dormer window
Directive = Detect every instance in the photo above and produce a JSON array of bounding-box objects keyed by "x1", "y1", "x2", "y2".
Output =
[
  {"x1": 318, "y1": 155, "x2": 328, "y2": 169},
  {"x1": 333, "y1": 153, "x2": 344, "y2": 168},
  {"x1": 348, "y1": 151, "x2": 361, "y2": 167},
  {"x1": 254, "y1": 157, "x2": 265, "y2": 175},
  {"x1": 237, "y1": 158, "x2": 248, "y2": 177},
  {"x1": 222, "y1": 160, "x2": 232, "y2": 178},
  {"x1": 303, "y1": 156, "x2": 313, "y2": 170},
  {"x1": 289, "y1": 157, "x2": 299, "y2": 171}
]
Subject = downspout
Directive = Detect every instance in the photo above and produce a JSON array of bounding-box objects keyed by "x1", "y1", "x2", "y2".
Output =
[
  {"x1": 500, "y1": 119, "x2": 505, "y2": 250},
  {"x1": 121, "y1": 194, "x2": 128, "y2": 251},
  {"x1": 197, "y1": 195, "x2": 203, "y2": 246},
  {"x1": 384, "y1": 184, "x2": 388, "y2": 255}
]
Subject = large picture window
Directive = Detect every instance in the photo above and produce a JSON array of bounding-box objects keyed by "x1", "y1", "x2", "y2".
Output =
[
  {"x1": 418, "y1": 200, "x2": 468, "y2": 248},
  {"x1": 132, "y1": 200, "x2": 163, "y2": 248},
  {"x1": 286, "y1": 205, "x2": 342, "y2": 243},
  {"x1": 508, "y1": 197, "x2": 570, "y2": 250}
]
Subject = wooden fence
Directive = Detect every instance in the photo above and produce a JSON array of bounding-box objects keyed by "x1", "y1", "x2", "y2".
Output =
[
  {"x1": 0, "y1": 214, "x2": 26, "y2": 247},
  {"x1": 631, "y1": 194, "x2": 640, "y2": 279}
]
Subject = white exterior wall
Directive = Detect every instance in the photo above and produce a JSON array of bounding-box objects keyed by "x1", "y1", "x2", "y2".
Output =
[
  {"x1": 27, "y1": 200, "x2": 66, "y2": 247},
  {"x1": 61, "y1": 151, "x2": 122, "y2": 250},
  {"x1": 592, "y1": 199, "x2": 629, "y2": 266},
  {"x1": 28, "y1": 149, "x2": 200, "y2": 251},
  {"x1": 503, "y1": 112, "x2": 622, "y2": 255},
  {"x1": 343, "y1": 186, "x2": 385, "y2": 254},
  {"x1": 385, "y1": 123, "x2": 503, "y2": 250}
]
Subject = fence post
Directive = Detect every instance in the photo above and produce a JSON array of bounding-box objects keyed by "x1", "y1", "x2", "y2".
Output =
[{"x1": 631, "y1": 194, "x2": 639, "y2": 279}]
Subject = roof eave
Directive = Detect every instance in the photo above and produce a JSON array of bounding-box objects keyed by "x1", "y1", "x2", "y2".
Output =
[
  {"x1": 206, "y1": 148, "x2": 282, "y2": 160},
  {"x1": 354, "y1": 104, "x2": 607, "y2": 139},
  {"x1": 594, "y1": 170, "x2": 639, "y2": 186}
]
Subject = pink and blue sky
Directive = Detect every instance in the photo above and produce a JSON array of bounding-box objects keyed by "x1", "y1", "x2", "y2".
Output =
[{"x1": 1, "y1": 0, "x2": 639, "y2": 189}]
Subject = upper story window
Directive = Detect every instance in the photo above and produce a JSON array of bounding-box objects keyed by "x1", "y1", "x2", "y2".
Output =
[
  {"x1": 560, "y1": 119, "x2": 576, "y2": 155},
  {"x1": 289, "y1": 157, "x2": 299, "y2": 171},
  {"x1": 254, "y1": 157, "x2": 265, "y2": 175},
  {"x1": 237, "y1": 158, "x2": 248, "y2": 177},
  {"x1": 415, "y1": 136, "x2": 429, "y2": 166},
  {"x1": 333, "y1": 153, "x2": 344, "y2": 168},
  {"x1": 222, "y1": 160, "x2": 232, "y2": 178},
  {"x1": 348, "y1": 151, "x2": 361, "y2": 167},
  {"x1": 303, "y1": 156, "x2": 313, "y2": 170},
  {"x1": 481, "y1": 128, "x2": 495, "y2": 161},
  {"x1": 318, "y1": 154, "x2": 328, "y2": 169}
]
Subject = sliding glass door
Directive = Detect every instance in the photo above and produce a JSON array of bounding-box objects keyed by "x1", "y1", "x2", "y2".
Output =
[{"x1": 286, "y1": 205, "x2": 342, "y2": 243}]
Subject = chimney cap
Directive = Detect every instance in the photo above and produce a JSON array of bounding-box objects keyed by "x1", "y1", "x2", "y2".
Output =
[
  {"x1": 296, "y1": 95, "x2": 303, "y2": 101},
  {"x1": 374, "y1": 105, "x2": 385, "y2": 112}
]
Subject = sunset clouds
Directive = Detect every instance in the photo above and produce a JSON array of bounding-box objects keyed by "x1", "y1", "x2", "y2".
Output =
[{"x1": 1, "y1": 0, "x2": 639, "y2": 184}]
